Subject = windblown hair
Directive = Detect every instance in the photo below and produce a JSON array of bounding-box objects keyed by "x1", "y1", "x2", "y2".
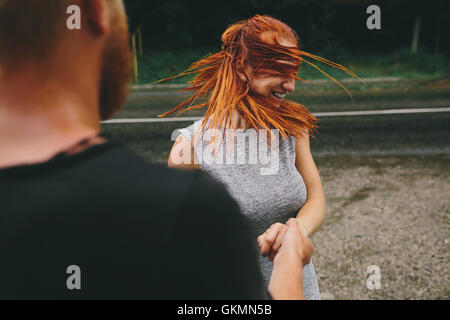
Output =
[{"x1": 158, "y1": 15, "x2": 359, "y2": 138}]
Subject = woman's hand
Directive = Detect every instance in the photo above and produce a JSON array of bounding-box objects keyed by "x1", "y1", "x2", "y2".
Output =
[
  {"x1": 257, "y1": 223, "x2": 288, "y2": 262},
  {"x1": 257, "y1": 221, "x2": 309, "y2": 262}
]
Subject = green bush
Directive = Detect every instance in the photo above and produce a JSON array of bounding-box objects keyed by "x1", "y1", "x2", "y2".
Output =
[
  {"x1": 135, "y1": 47, "x2": 450, "y2": 84},
  {"x1": 136, "y1": 49, "x2": 213, "y2": 84}
]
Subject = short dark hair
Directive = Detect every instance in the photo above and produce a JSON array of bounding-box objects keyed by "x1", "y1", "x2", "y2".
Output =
[{"x1": 0, "y1": 0, "x2": 70, "y2": 64}]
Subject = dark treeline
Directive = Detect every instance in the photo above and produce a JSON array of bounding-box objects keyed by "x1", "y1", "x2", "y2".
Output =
[{"x1": 124, "y1": 0, "x2": 450, "y2": 55}]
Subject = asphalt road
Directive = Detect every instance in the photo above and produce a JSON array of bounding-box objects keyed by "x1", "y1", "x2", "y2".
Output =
[{"x1": 104, "y1": 86, "x2": 450, "y2": 161}]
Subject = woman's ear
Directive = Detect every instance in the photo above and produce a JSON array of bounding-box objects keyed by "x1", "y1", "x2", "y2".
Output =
[
  {"x1": 237, "y1": 65, "x2": 252, "y2": 83},
  {"x1": 237, "y1": 72, "x2": 247, "y2": 82}
]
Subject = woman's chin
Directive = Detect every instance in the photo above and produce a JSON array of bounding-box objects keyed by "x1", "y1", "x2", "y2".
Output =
[
  {"x1": 271, "y1": 98, "x2": 283, "y2": 107},
  {"x1": 270, "y1": 93, "x2": 285, "y2": 106}
]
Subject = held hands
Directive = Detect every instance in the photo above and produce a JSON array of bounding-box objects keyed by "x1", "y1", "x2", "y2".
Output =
[
  {"x1": 266, "y1": 219, "x2": 313, "y2": 300},
  {"x1": 257, "y1": 219, "x2": 312, "y2": 265}
]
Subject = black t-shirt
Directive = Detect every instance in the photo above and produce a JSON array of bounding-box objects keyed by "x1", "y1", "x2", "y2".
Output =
[{"x1": 0, "y1": 142, "x2": 269, "y2": 299}]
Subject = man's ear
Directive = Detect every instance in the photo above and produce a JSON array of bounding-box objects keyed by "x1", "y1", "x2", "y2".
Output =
[{"x1": 83, "y1": 0, "x2": 109, "y2": 36}]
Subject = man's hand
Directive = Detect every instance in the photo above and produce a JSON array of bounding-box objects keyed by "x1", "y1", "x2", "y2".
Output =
[
  {"x1": 268, "y1": 218, "x2": 314, "y2": 300},
  {"x1": 275, "y1": 218, "x2": 313, "y2": 267}
]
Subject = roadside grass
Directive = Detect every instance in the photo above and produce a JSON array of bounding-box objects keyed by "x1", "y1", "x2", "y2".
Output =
[{"x1": 134, "y1": 47, "x2": 450, "y2": 86}]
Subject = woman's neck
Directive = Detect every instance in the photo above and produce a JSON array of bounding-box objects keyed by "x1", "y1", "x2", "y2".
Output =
[{"x1": 224, "y1": 109, "x2": 248, "y2": 129}]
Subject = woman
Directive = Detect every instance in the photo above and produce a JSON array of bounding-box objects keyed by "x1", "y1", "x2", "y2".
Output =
[{"x1": 161, "y1": 15, "x2": 357, "y2": 299}]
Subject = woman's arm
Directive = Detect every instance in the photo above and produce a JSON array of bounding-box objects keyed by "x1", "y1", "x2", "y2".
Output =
[
  {"x1": 294, "y1": 132, "x2": 326, "y2": 237},
  {"x1": 168, "y1": 135, "x2": 200, "y2": 170},
  {"x1": 257, "y1": 133, "x2": 326, "y2": 259}
]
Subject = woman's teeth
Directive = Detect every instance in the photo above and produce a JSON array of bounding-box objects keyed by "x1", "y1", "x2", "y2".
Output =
[{"x1": 272, "y1": 92, "x2": 286, "y2": 100}]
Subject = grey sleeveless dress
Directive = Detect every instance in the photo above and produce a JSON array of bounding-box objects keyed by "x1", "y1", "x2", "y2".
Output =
[{"x1": 177, "y1": 119, "x2": 321, "y2": 300}]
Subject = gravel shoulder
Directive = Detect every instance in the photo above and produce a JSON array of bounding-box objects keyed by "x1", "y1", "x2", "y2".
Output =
[{"x1": 312, "y1": 154, "x2": 450, "y2": 300}]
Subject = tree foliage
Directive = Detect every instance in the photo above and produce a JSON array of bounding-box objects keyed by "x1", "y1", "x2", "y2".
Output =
[{"x1": 124, "y1": 0, "x2": 450, "y2": 54}]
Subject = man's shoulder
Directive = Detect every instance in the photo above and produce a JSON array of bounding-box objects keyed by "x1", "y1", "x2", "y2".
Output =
[{"x1": 90, "y1": 142, "x2": 227, "y2": 204}]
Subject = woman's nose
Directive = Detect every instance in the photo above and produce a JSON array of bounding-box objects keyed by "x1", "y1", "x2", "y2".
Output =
[{"x1": 282, "y1": 78, "x2": 295, "y2": 92}]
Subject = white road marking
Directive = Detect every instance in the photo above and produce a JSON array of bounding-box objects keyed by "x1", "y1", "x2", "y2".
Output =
[
  {"x1": 103, "y1": 117, "x2": 202, "y2": 124},
  {"x1": 313, "y1": 107, "x2": 450, "y2": 117},
  {"x1": 102, "y1": 107, "x2": 450, "y2": 124}
]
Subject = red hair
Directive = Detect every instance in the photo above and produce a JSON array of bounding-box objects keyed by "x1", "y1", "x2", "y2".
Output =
[{"x1": 158, "y1": 15, "x2": 359, "y2": 139}]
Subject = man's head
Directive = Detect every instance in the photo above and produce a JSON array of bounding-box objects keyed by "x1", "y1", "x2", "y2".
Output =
[{"x1": 0, "y1": 0, "x2": 131, "y2": 120}]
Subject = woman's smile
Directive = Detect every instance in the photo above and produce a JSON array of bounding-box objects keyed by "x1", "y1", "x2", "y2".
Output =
[{"x1": 271, "y1": 91, "x2": 287, "y2": 101}]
